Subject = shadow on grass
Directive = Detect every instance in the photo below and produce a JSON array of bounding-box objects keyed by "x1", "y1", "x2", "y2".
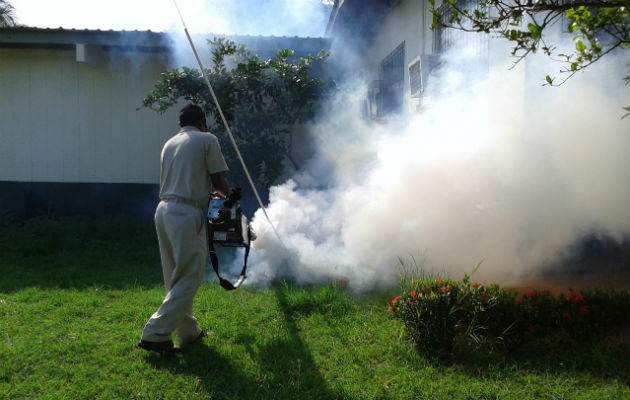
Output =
[
  {"x1": 418, "y1": 331, "x2": 630, "y2": 384},
  {"x1": 142, "y1": 284, "x2": 348, "y2": 400},
  {"x1": 0, "y1": 216, "x2": 259, "y2": 293},
  {"x1": 143, "y1": 344, "x2": 260, "y2": 399},
  {"x1": 0, "y1": 217, "x2": 167, "y2": 292}
]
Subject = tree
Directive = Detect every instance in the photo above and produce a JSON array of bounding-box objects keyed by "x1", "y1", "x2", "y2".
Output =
[
  {"x1": 429, "y1": 0, "x2": 630, "y2": 114},
  {"x1": 143, "y1": 38, "x2": 333, "y2": 188},
  {"x1": 0, "y1": 0, "x2": 16, "y2": 27}
]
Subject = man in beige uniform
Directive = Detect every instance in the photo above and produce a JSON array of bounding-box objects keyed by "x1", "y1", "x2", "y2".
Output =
[{"x1": 139, "y1": 104, "x2": 232, "y2": 354}]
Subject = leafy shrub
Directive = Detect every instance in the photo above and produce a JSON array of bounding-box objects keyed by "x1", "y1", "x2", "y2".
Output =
[
  {"x1": 388, "y1": 273, "x2": 630, "y2": 356},
  {"x1": 143, "y1": 38, "x2": 333, "y2": 187}
]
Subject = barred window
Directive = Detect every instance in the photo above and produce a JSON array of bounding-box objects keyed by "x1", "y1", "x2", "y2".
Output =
[
  {"x1": 433, "y1": 0, "x2": 488, "y2": 59},
  {"x1": 377, "y1": 41, "x2": 405, "y2": 116},
  {"x1": 432, "y1": 0, "x2": 489, "y2": 88}
]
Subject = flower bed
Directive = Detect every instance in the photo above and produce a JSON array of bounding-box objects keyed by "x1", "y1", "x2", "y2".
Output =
[{"x1": 388, "y1": 274, "x2": 630, "y2": 355}]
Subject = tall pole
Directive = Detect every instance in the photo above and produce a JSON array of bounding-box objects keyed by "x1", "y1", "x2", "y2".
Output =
[{"x1": 172, "y1": 0, "x2": 284, "y2": 245}]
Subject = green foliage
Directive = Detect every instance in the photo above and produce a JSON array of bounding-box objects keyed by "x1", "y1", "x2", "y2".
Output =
[
  {"x1": 143, "y1": 37, "x2": 333, "y2": 187},
  {"x1": 430, "y1": 0, "x2": 630, "y2": 113},
  {"x1": 0, "y1": 0, "x2": 16, "y2": 27},
  {"x1": 388, "y1": 273, "x2": 630, "y2": 356}
]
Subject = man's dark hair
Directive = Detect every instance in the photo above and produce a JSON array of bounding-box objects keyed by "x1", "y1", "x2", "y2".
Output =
[{"x1": 179, "y1": 104, "x2": 206, "y2": 127}]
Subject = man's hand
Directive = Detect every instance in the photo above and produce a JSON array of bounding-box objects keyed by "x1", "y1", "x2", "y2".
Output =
[
  {"x1": 210, "y1": 172, "x2": 232, "y2": 197},
  {"x1": 222, "y1": 187, "x2": 242, "y2": 210}
]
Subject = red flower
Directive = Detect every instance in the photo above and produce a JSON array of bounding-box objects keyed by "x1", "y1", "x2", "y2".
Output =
[
  {"x1": 410, "y1": 290, "x2": 417, "y2": 300},
  {"x1": 562, "y1": 312, "x2": 571, "y2": 320},
  {"x1": 568, "y1": 292, "x2": 583, "y2": 302},
  {"x1": 579, "y1": 305, "x2": 590, "y2": 316},
  {"x1": 424, "y1": 287, "x2": 431, "y2": 294},
  {"x1": 446, "y1": 285, "x2": 453, "y2": 293},
  {"x1": 392, "y1": 296, "x2": 401, "y2": 304},
  {"x1": 542, "y1": 290, "x2": 552, "y2": 296},
  {"x1": 480, "y1": 293, "x2": 489, "y2": 303},
  {"x1": 524, "y1": 291, "x2": 535, "y2": 299},
  {"x1": 472, "y1": 283, "x2": 479, "y2": 289},
  {"x1": 387, "y1": 306, "x2": 395, "y2": 312},
  {"x1": 437, "y1": 278, "x2": 444, "y2": 285},
  {"x1": 568, "y1": 292, "x2": 584, "y2": 303},
  {"x1": 412, "y1": 280, "x2": 417, "y2": 286},
  {"x1": 440, "y1": 286, "x2": 447, "y2": 294}
]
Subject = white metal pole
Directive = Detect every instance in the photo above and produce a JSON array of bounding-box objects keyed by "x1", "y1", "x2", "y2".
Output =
[{"x1": 172, "y1": 0, "x2": 284, "y2": 245}]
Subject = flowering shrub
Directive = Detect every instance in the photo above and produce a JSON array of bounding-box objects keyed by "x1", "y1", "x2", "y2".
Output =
[{"x1": 387, "y1": 274, "x2": 630, "y2": 355}]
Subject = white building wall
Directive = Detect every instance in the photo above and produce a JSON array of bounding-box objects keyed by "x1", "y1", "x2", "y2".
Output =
[
  {"x1": 365, "y1": 0, "x2": 434, "y2": 112},
  {"x1": 363, "y1": 0, "x2": 527, "y2": 113},
  {"x1": 368, "y1": 1, "x2": 430, "y2": 88},
  {"x1": 0, "y1": 47, "x2": 178, "y2": 184}
]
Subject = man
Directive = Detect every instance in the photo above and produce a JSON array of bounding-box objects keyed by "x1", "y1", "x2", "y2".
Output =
[{"x1": 138, "y1": 104, "x2": 232, "y2": 354}]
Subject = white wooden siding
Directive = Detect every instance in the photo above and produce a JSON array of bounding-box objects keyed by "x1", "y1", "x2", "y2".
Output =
[{"x1": 0, "y1": 47, "x2": 178, "y2": 184}]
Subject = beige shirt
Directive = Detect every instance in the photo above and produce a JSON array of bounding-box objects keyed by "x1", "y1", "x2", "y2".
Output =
[{"x1": 159, "y1": 126, "x2": 229, "y2": 206}]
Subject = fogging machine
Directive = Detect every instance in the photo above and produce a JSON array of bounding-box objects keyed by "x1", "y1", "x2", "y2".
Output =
[{"x1": 206, "y1": 187, "x2": 256, "y2": 290}]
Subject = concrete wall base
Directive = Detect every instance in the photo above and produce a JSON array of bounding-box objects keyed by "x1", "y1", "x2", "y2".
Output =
[{"x1": 0, "y1": 181, "x2": 160, "y2": 223}]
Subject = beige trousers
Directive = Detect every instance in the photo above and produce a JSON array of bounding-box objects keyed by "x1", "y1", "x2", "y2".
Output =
[{"x1": 141, "y1": 200, "x2": 206, "y2": 344}]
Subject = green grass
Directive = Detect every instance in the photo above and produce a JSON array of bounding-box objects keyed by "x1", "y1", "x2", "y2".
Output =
[{"x1": 1, "y1": 217, "x2": 629, "y2": 399}]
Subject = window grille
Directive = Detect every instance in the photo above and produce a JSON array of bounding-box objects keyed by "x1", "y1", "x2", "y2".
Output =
[
  {"x1": 377, "y1": 41, "x2": 405, "y2": 116},
  {"x1": 433, "y1": 0, "x2": 489, "y2": 58},
  {"x1": 431, "y1": 0, "x2": 489, "y2": 88}
]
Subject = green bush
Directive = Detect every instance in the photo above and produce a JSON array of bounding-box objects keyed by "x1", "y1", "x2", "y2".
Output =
[{"x1": 388, "y1": 273, "x2": 630, "y2": 356}]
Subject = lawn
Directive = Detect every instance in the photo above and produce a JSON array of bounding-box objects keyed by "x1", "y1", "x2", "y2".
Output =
[{"x1": 1, "y1": 217, "x2": 628, "y2": 399}]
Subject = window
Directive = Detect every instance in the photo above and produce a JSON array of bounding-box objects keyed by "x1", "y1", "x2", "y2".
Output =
[
  {"x1": 408, "y1": 57, "x2": 422, "y2": 97},
  {"x1": 433, "y1": 0, "x2": 489, "y2": 86},
  {"x1": 377, "y1": 41, "x2": 405, "y2": 116},
  {"x1": 434, "y1": 0, "x2": 489, "y2": 57}
]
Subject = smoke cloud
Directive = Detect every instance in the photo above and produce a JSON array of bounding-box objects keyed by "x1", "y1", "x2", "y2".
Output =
[
  {"x1": 161, "y1": 2, "x2": 628, "y2": 290},
  {"x1": 189, "y1": 0, "x2": 332, "y2": 37},
  {"x1": 245, "y1": 35, "x2": 630, "y2": 290},
  {"x1": 13, "y1": 0, "x2": 332, "y2": 35},
  {"x1": 166, "y1": 0, "x2": 333, "y2": 70}
]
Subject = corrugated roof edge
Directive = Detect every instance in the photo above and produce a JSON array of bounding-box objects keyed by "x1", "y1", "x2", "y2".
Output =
[
  {"x1": 0, "y1": 26, "x2": 171, "y2": 48},
  {"x1": 0, "y1": 26, "x2": 331, "y2": 47}
]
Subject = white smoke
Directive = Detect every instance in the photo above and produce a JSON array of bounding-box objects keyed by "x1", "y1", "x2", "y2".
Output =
[
  {"x1": 13, "y1": 0, "x2": 332, "y2": 34},
  {"x1": 165, "y1": 0, "x2": 333, "y2": 71},
  {"x1": 246, "y1": 38, "x2": 630, "y2": 290},
  {"x1": 168, "y1": 0, "x2": 332, "y2": 37}
]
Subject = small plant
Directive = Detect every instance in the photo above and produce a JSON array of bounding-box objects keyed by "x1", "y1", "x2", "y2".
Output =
[{"x1": 388, "y1": 269, "x2": 630, "y2": 356}]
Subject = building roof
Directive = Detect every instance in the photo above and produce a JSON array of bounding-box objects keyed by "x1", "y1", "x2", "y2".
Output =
[
  {"x1": 0, "y1": 26, "x2": 332, "y2": 56},
  {"x1": 325, "y1": 0, "x2": 392, "y2": 45},
  {"x1": 0, "y1": 26, "x2": 170, "y2": 50}
]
